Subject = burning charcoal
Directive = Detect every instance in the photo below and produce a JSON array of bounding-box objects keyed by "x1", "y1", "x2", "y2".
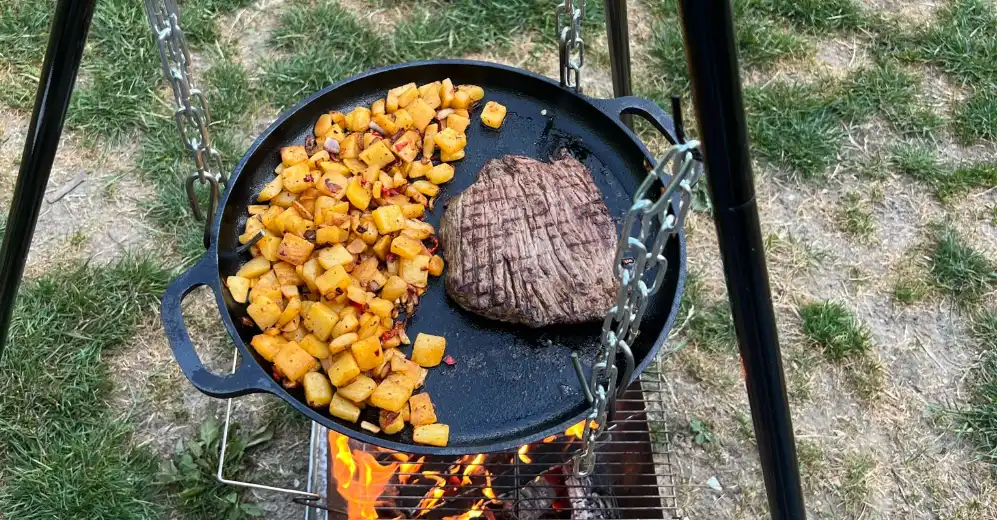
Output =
[
  {"x1": 565, "y1": 473, "x2": 619, "y2": 519},
  {"x1": 496, "y1": 475, "x2": 557, "y2": 520}
]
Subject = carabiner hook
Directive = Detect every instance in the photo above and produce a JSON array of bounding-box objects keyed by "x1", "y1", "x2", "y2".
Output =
[{"x1": 184, "y1": 173, "x2": 220, "y2": 249}]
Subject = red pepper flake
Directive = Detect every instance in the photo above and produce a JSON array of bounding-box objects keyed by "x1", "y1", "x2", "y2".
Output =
[
  {"x1": 350, "y1": 300, "x2": 367, "y2": 312},
  {"x1": 443, "y1": 355, "x2": 456, "y2": 366},
  {"x1": 382, "y1": 187, "x2": 399, "y2": 197},
  {"x1": 393, "y1": 140, "x2": 409, "y2": 152},
  {"x1": 381, "y1": 329, "x2": 399, "y2": 341}
]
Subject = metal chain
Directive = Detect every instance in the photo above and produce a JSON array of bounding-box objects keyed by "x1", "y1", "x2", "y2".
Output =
[
  {"x1": 556, "y1": 0, "x2": 585, "y2": 91},
  {"x1": 572, "y1": 140, "x2": 702, "y2": 476},
  {"x1": 144, "y1": 0, "x2": 225, "y2": 247}
]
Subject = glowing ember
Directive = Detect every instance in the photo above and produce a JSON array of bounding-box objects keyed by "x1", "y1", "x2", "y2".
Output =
[
  {"x1": 329, "y1": 431, "x2": 398, "y2": 520},
  {"x1": 542, "y1": 435, "x2": 557, "y2": 443},
  {"x1": 517, "y1": 444, "x2": 532, "y2": 464}
]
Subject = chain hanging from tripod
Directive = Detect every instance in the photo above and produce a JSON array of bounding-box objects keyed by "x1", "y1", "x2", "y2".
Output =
[
  {"x1": 571, "y1": 139, "x2": 702, "y2": 476},
  {"x1": 557, "y1": 0, "x2": 586, "y2": 91},
  {"x1": 143, "y1": 0, "x2": 225, "y2": 248}
]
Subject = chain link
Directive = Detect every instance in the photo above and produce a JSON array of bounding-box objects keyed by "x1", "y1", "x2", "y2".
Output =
[
  {"x1": 556, "y1": 0, "x2": 585, "y2": 91},
  {"x1": 144, "y1": 0, "x2": 225, "y2": 246},
  {"x1": 572, "y1": 140, "x2": 702, "y2": 476}
]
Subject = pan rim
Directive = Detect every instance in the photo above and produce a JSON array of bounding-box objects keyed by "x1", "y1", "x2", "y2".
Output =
[{"x1": 206, "y1": 59, "x2": 688, "y2": 455}]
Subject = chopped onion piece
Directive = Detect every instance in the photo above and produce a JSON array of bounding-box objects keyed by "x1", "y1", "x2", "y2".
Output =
[
  {"x1": 324, "y1": 137, "x2": 340, "y2": 154},
  {"x1": 435, "y1": 108, "x2": 455, "y2": 121},
  {"x1": 369, "y1": 121, "x2": 388, "y2": 135}
]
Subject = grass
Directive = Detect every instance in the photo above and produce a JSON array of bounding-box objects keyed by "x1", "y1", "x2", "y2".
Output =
[
  {"x1": 890, "y1": 144, "x2": 997, "y2": 201},
  {"x1": 839, "y1": 192, "x2": 874, "y2": 239},
  {"x1": 945, "y1": 309, "x2": 997, "y2": 466},
  {"x1": 892, "y1": 274, "x2": 929, "y2": 305},
  {"x1": 0, "y1": 1, "x2": 53, "y2": 109},
  {"x1": 678, "y1": 272, "x2": 738, "y2": 353},
  {"x1": 0, "y1": 259, "x2": 171, "y2": 518},
  {"x1": 905, "y1": 0, "x2": 997, "y2": 87},
  {"x1": 835, "y1": 63, "x2": 941, "y2": 136},
  {"x1": 799, "y1": 301, "x2": 872, "y2": 361},
  {"x1": 953, "y1": 89, "x2": 997, "y2": 143},
  {"x1": 841, "y1": 451, "x2": 876, "y2": 511},
  {"x1": 754, "y1": 0, "x2": 870, "y2": 33},
  {"x1": 930, "y1": 227, "x2": 995, "y2": 304}
]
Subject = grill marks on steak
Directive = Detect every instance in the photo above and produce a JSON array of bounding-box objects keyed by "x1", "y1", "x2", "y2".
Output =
[{"x1": 439, "y1": 151, "x2": 619, "y2": 327}]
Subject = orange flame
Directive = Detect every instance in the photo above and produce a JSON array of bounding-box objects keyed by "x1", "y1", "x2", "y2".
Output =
[
  {"x1": 329, "y1": 431, "x2": 398, "y2": 520},
  {"x1": 564, "y1": 419, "x2": 600, "y2": 439},
  {"x1": 461, "y1": 453, "x2": 486, "y2": 485},
  {"x1": 483, "y1": 470, "x2": 496, "y2": 500},
  {"x1": 396, "y1": 454, "x2": 425, "y2": 484},
  {"x1": 542, "y1": 435, "x2": 557, "y2": 443},
  {"x1": 517, "y1": 444, "x2": 532, "y2": 464}
]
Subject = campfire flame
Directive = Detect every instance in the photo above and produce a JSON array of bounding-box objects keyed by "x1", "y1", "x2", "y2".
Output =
[
  {"x1": 329, "y1": 431, "x2": 399, "y2": 520},
  {"x1": 517, "y1": 444, "x2": 532, "y2": 464},
  {"x1": 565, "y1": 419, "x2": 600, "y2": 440}
]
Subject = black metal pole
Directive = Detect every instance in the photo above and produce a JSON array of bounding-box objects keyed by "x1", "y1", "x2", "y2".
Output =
[
  {"x1": 676, "y1": 0, "x2": 807, "y2": 518},
  {"x1": 0, "y1": 0, "x2": 97, "y2": 358},
  {"x1": 603, "y1": 0, "x2": 633, "y2": 128}
]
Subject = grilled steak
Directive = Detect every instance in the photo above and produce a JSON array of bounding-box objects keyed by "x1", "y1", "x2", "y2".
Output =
[{"x1": 439, "y1": 151, "x2": 619, "y2": 327}]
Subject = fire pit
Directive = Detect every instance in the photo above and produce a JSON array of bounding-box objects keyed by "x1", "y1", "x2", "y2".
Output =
[{"x1": 320, "y1": 364, "x2": 678, "y2": 520}]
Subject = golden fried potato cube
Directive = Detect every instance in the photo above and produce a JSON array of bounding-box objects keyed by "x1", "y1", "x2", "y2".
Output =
[
  {"x1": 373, "y1": 113, "x2": 398, "y2": 135},
  {"x1": 446, "y1": 113, "x2": 470, "y2": 134},
  {"x1": 325, "y1": 351, "x2": 361, "y2": 388},
  {"x1": 346, "y1": 285, "x2": 367, "y2": 304},
  {"x1": 397, "y1": 85, "x2": 419, "y2": 108},
  {"x1": 367, "y1": 298, "x2": 393, "y2": 318},
  {"x1": 281, "y1": 145, "x2": 308, "y2": 167},
  {"x1": 257, "y1": 233, "x2": 281, "y2": 262},
  {"x1": 411, "y1": 180, "x2": 440, "y2": 197},
  {"x1": 303, "y1": 372, "x2": 333, "y2": 408},
  {"x1": 440, "y1": 79, "x2": 456, "y2": 109},
  {"x1": 406, "y1": 98, "x2": 436, "y2": 133},
  {"x1": 329, "y1": 332, "x2": 358, "y2": 355},
  {"x1": 340, "y1": 133, "x2": 360, "y2": 159},
  {"x1": 345, "y1": 177, "x2": 371, "y2": 210},
  {"x1": 440, "y1": 149, "x2": 465, "y2": 162},
  {"x1": 274, "y1": 341, "x2": 318, "y2": 382},
  {"x1": 420, "y1": 82, "x2": 442, "y2": 110},
  {"x1": 272, "y1": 261, "x2": 303, "y2": 286},
  {"x1": 271, "y1": 190, "x2": 299, "y2": 208},
  {"x1": 329, "y1": 393, "x2": 361, "y2": 422},
  {"x1": 298, "y1": 258, "x2": 322, "y2": 293},
  {"x1": 345, "y1": 106, "x2": 371, "y2": 133},
  {"x1": 248, "y1": 270, "x2": 281, "y2": 304},
  {"x1": 261, "y1": 205, "x2": 284, "y2": 232},
  {"x1": 408, "y1": 393, "x2": 437, "y2": 426},
  {"x1": 277, "y1": 233, "x2": 314, "y2": 266},
  {"x1": 423, "y1": 123, "x2": 439, "y2": 159},
  {"x1": 371, "y1": 205, "x2": 405, "y2": 234},
  {"x1": 380, "y1": 275, "x2": 408, "y2": 302},
  {"x1": 392, "y1": 130, "x2": 422, "y2": 163},
  {"x1": 428, "y1": 255, "x2": 444, "y2": 277},
  {"x1": 408, "y1": 160, "x2": 432, "y2": 179},
  {"x1": 308, "y1": 150, "x2": 330, "y2": 169},
  {"x1": 413, "y1": 423, "x2": 449, "y2": 447},
  {"x1": 226, "y1": 276, "x2": 251, "y2": 303},
  {"x1": 433, "y1": 127, "x2": 464, "y2": 155},
  {"x1": 399, "y1": 255, "x2": 430, "y2": 287},
  {"x1": 331, "y1": 313, "x2": 359, "y2": 338},
  {"x1": 451, "y1": 90, "x2": 471, "y2": 110},
  {"x1": 314, "y1": 113, "x2": 333, "y2": 138},
  {"x1": 316, "y1": 226, "x2": 349, "y2": 245},
  {"x1": 393, "y1": 109, "x2": 413, "y2": 131},
  {"x1": 315, "y1": 264, "x2": 351, "y2": 298},
  {"x1": 338, "y1": 374, "x2": 377, "y2": 402},
  {"x1": 236, "y1": 257, "x2": 270, "y2": 279},
  {"x1": 251, "y1": 333, "x2": 285, "y2": 361},
  {"x1": 247, "y1": 295, "x2": 281, "y2": 329},
  {"x1": 412, "y1": 333, "x2": 446, "y2": 367},
  {"x1": 400, "y1": 204, "x2": 424, "y2": 219},
  {"x1": 278, "y1": 296, "x2": 302, "y2": 326},
  {"x1": 281, "y1": 163, "x2": 316, "y2": 193},
  {"x1": 258, "y1": 175, "x2": 283, "y2": 201},
  {"x1": 379, "y1": 409, "x2": 405, "y2": 434},
  {"x1": 371, "y1": 98, "x2": 386, "y2": 116},
  {"x1": 370, "y1": 374, "x2": 414, "y2": 412},
  {"x1": 391, "y1": 355, "x2": 422, "y2": 385},
  {"x1": 427, "y1": 163, "x2": 455, "y2": 184},
  {"x1": 458, "y1": 84, "x2": 484, "y2": 101},
  {"x1": 299, "y1": 333, "x2": 330, "y2": 359},
  {"x1": 303, "y1": 302, "x2": 339, "y2": 341},
  {"x1": 390, "y1": 236, "x2": 424, "y2": 260},
  {"x1": 317, "y1": 244, "x2": 354, "y2": 269},
  {"x1": 481, "y1": 101, "x2": 507, "y2": 129},
  {"x1": 360, "y1": 140, "x2": 395, "y2": 170}
]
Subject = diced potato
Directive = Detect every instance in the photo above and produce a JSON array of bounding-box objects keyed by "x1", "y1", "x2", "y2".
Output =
[
  {"x1": 346, "y1": 284, "x2": 367, "y2": 304},
  {"x1": 391, "y1": 355, "x2": 423, "y2": 386},
  {"x1": 433, "y1": 128, "x2": 465, "y2": 155},
  {"x1": 329, "y1": 393, "x2": 361, "y2": 422},
  {"x1": 440, "y1": 79, "x2": 456, "y2": 109},
  {"x1": 331, "y1": 313, "x2": 359, "y2": 338},
  {"x1": 440, "y1": 149, "x2": 465, "y2": 162},
  {"x1": 345, "y1": 106, "x2": 371, "y2": 133},
  {"x1": 372, "y1": 235, "x2": 392, "y2": 260},
  {"x1": 367, "y1": 298, "x2": 393, "y2": 318},
  {"x1": 413, "y1": 423, "x2": 449, "y2": 447},
  {"x1": 401, "y1": 203, "x2": 425, "y2": 219},
  {"x1": 257, "y1": 233, "x2": 281, "y2": 262},
  {"x1": 371, "y1": 205, "x2": 405, "y2": 234},
  {"x1": 397, "y1": 85, "x2": 419, "y2": 108},
  {"x1": 380, "y1": 275, "x2": 408, "y2": 302},
  {"x1": 327, "y1": 350, "x2": 361, "y2": 387},
  {"x1": 277, "y1": 233, "x2": 315, "y2": 266},
  {"x1": 345, "y1": 177, "x2": 371, "y2": 210},
  {"x1": 258, "y1": 176, "x2": 283, "y2": 201},
  {"x1": 399, "y1": 255, "x2": 430, "y2": 287},
  {"x1": 314, "y1": 113, "x2": 333, "y2": 138},
  {"x1": 271, "y1": 190, "x2": 300, "y2": 208},
  {"x1": 328, "y1": 332, "x2": 358, "y2": 355},
  {"x1": 451, "y1": 90, "x2": 471, "y2": 110},
  {"x1": 299, "y1": 333, "x2": 330, "y2": 359},
  {"x1": 237, "y1": 257, "x2": 270, "y2": 279},
  {"x1": 408, "y1": 393, "x2": 437, "y2": 426},
  {"x1": 227, "y1": 276, "x2": 251, "y2": 303},
  {"x1": 392, "y1": 130, "x2": 421, "y2": 163},
  {"x1": 359, "y1": 139, "x2": 395, "y2": 169},
  {"x1": 428, "y1": 255, "x2": 445, "y2": 277},
  {"x1": 247, "y1": 295, "x2": 282, "y2": 329},
  {"x1": 274, "y1": 341, "x2": 318, "y2": 382},
  {"x1": 308, "y1": 150, "x2": 330, "y2": 168},
  {"x1": 420, "y1": 82, "x2": 442, "y2": 110},
  {"x1": 390, "y1": 236, "x2": 424, "y2": 260},
  {"x1": 316, "y1": 226, "x2": 349, "y2": 245},
  {"x1": 423, "y1": 124, "x2": 438, "y2": 159},
  {"x1": 411, "y1": 180, "x2": 440, "y2": 198},
  {"x1": 303, "y1": 302, "x2": 339, "y2": 341},
  {"x1": 251, "y1": 333, "x2": 285, "y2": 361},
  {"x1": 447, "y1": 113, "x2": 470, "y2": 134},
  {"x1": 261, "y1": 206, "x2": 284, "y2": 232},
  {"x1": 315, "y1": 264, "x2": 351, "y2": 297},
  {"x1": 317, "y1": 244, "x2": 355, "y2": 269},
  {"x1": 273, "y1": 261, "x2": 303, "y2": 286},
  {"x1": 412, "y1": 333, "x2": 446, "y2": 367},
  {"x1": 408, "y1": 159, "x2": 432, "y2": 179},
  {"x1": 481, "y1": 101, "x2": 508, "y2": 129},
  {"x1": 407, "y1": 98, "x2": 436, "y2": 132},
  {"x1": 370, "y1": 374, "x2": 414, "y2": 412},
  {"x1": 278, "y1": 296, "x2": 302, "y2": 326},
  {"x1": 281, "y1": 163, "x2": 314, "y2": 193},
  {"x1": 281, "y1": 145, "x2": 308, "y2": 167},
  {"x1": 379, "y1": 409, "x2": 405, "y2": 435},
  {"x1": 373, "y1": 113, "x2": 398, "y2": 135},
  {"x1": 427, "y1": 163, "x2": 455, "y2": 184},
  {"x1": 340, "y1": 133, "x2": 360, "y2": 158},
  {"x1": 458, "y1": 84, "x2": 485, "y2": 101},
  {"x1": 371, "y1": 98, "x2": 386, "y2": 116},
  {"x1": 303, "y1": 372, "x2": 333, "y2": 408},
  {"x1": 338, "y1": 374, "x2": 377, "y2": 402},
  {"x1": 299, "y1": 258, "x2": 322, "y2": 293},
  {"x1": 393, "y1": 109, "x2": 413, "y2": 131}
]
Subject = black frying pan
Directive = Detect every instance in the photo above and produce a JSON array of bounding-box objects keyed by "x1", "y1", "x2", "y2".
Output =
[{"x1": 161, "y1": 60, "x2": 688, "y2": 455}]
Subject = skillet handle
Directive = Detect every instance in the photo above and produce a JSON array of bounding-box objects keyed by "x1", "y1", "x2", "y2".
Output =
[
  {"x1": 161, "y1": 256, "x2": 276, "y2": 398},
  {"x1": 591, "y1": 96, "x2": 679, "y2": 145}
]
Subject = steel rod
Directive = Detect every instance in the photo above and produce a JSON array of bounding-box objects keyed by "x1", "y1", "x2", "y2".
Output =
[
  {"x1": 675, "y1": 0, "x2": 807, "y2": 518},
  {"x1": 0, "y1": 0, "x2": 97, "y2": 358},
  {"x1": 603, "y1": 0, "x2": 634, "y2": 128}
]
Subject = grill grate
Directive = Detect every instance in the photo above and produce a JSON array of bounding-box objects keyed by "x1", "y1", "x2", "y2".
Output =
[{"x1": 323, "y1": 360, "x2": 679, "y2": 520}]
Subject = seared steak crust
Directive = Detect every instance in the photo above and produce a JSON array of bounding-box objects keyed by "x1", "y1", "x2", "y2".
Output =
[{"x1": 439, "y1": 151, "x2": 619, "y2": 327}]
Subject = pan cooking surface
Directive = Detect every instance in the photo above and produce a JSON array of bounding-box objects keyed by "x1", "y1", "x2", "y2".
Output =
[{"x1": 212, "y1": 60, "x2": 684, "y2": 453}]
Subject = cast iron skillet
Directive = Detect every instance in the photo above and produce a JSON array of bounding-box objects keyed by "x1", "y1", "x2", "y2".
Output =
[{"x1": 161, "y1": 59, "x2": 687, "y2": 455}]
